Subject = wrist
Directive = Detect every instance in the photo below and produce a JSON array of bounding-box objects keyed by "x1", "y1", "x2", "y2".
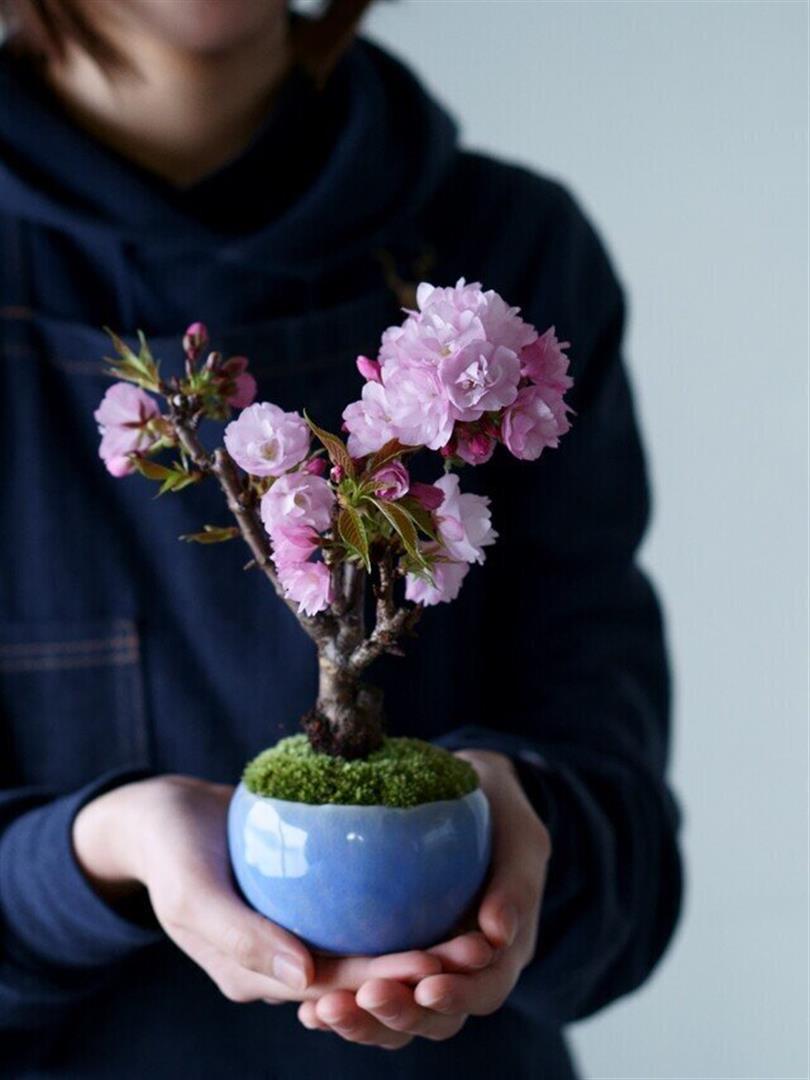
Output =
[
  {"x1": 453, "y1": 748, "x2": 519, "y2": 785},
  {"x1": 72, "y1": 778, "x2": 155, "y2": 899}
]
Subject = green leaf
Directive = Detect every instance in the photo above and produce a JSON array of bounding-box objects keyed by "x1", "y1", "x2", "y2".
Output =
[
  {"x1": 103, "y1": 327, "x2": 161, "y2": 391},
  {"x1": 337, "y1": 506, "x2": 370, "y2": 570},
  {"x1": 131, "y1": 457, "x2": 174, "y2": 481},
  {"x1": 304, "y1": 412, "x2": 355, "y2": 477},
  {"x1": 157, "y1": 469, "x2": 201, "y2": 496},
  {"x1": 368, "y1": 498, "x2": 426, "y2": 566},
  {"x1": 180, "y1": 525, "x2": 240, "y2": 544},
  {"x1": 398, "y1": 497, "x2": 438, "y2": 541}
]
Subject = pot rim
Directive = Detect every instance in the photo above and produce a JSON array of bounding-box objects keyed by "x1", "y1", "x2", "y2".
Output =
[{"x1": 232, "y1": 780, "x2": 488, "y2": 815}]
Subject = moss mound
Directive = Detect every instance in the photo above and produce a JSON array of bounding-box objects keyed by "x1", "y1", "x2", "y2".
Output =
[{"x1": 242, "y1": 734, "x2": 478, "y2": 808}]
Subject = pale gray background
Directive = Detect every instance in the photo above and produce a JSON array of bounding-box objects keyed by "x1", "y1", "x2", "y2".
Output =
[{"x1": 364, "y1": 2, "x2": 810, "y2": 1078}]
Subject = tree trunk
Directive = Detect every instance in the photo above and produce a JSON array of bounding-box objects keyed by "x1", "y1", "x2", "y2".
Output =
[{"x1": 301, "y1": 653, "x2": 385, "y2": 760}]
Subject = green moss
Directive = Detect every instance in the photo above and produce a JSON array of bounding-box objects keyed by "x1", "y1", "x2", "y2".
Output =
[{"x1": 242, "y1": 734, "x2": 479, "y2": 808}]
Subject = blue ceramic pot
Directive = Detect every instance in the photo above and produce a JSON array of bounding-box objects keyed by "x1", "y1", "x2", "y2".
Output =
[{"x1": 228, "y1": 782, "x2": 491, "y2": 956}]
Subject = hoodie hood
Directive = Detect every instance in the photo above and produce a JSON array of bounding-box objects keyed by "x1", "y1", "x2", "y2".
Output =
[{"x1": 0, "y1": 36, "x2": 458, "y2": 327}]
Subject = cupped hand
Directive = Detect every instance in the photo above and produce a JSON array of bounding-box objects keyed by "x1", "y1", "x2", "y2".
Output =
[
  {"x1": 297, "y1": 749, "x2": 551, "y2": 1049},
  {"x1": 72, "y1": 774, "x2": 493, "y2": 1009}
]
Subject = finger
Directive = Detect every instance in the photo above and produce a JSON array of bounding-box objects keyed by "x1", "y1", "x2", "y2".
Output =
[
  {"x1": 297, "y1": 1001, "x2": 331, "y2": 1031},
  {"x1": 413, "y1": 961, "x2": 520, "y2": 1018},
  {"x1": 426, "y1": 930, "x2": 495, "y2": 972},
  {"x1": 356, "y1": 978, "x2": 468, "y2": 1041},
  {"x1": 478, "y1": 816, "x2": 550, "y2": 951},
  {"x1": 315, "y1": 991, "x2": 414, "y2": 1050},
  {"x1": 313, "y1": 948, "x2": 442, "y2": 992},
  {"x1": 175, "y1": 929, "x2": 297, "y2": 1005},
  {"x1": 168, "y1": 880, "x2": 314, "y2": 990}
]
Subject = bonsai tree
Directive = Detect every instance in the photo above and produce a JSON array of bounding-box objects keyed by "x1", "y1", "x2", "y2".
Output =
[{"x1": 94, "y1": 280, "x2": 573, "y2": 762}]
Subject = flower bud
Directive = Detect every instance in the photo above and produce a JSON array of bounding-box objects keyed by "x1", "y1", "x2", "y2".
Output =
[
  {"x1": 372, "y1": 461, "x2": 409, "y2": 501},
  {"x1": 330, "y1": 464, "x2": 345, "y2": 484},
  {"x1": 183, "y1": 322, "x2": 208, "y2": 362},
  {"x1": 302, "y1": 457, "x2": 328, "y2": 476},
  {"x1": 455, "y1": 426, "x2": 496, "y2": 466},
  {"x1": 409, "y1": 481, "x2": 444, "y2": 511},
  {"x1": 356, "y1": 355, "x2": 382, "y2": 383}
]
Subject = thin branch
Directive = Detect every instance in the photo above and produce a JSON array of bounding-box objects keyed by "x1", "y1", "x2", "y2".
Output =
[{"x1": 349, "y1": 599, "x2": 422, "y2": 675}]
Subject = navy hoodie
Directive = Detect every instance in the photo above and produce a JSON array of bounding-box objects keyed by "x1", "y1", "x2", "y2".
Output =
[{"x1": 0, "y1": 32, "x2": 682, "y2": 1079}]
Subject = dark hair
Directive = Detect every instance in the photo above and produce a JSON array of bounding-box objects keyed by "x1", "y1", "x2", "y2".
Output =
[
  {"x1": 0, "y1": 0, "x2": 377, "y2": 80},
  {"x1": 1, "y1": 0, "x2": 125, "y2": 69}
]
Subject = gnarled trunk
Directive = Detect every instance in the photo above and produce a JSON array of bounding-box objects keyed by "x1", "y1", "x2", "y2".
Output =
[{"x1": 301, "y1": 654, "x2": 384, "y2": 759}]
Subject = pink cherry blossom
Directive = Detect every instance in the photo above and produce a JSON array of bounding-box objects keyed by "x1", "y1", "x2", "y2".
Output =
[
  {"x1": 409, "y1": 482, "x2": 444, "y2": 511},
  {"x1": 343, "y1": 381, "x2": 397, "y2": 457},
  {"x1": 405, "y1": 555, "x2": 469, "y2": 606},
  {"x1": 372, "y1": 461, "x2": 410, "y2": 501},
  {"x1": 377, "y1": 317, "x2": 449, "y2": 372},
  {"x1": 414, "y1": 278, "x2": 538, "y2": 357},
  {"x1": 501, "y1": 385, "x2": 571, "y2": 461},
  {"x1": 439, "y1": 340, "x2": 520, "y2": 421},
  {"x1": 260, "y1": 471, "x2": 335, "y2": 536},
  {"x1": 94, "y1": 382, "x2": 160, "y2": 477},
  {"x1": 356, "y1": 355, "x2": 382, "y2": 383},
  {"x1": 384, "y1": 364, "x2": 455, "y2": 450},
  {"x1": 520, "y1": 328, "x2": 573, "y2": 393},
  {"x1": 455, "y1": 426, "x2": 496, "y2": 466},
  {"x1": 223, "y1": 401, "x2": 310, "y2": 477},
  {"x1": 270, "y1": 524, "x2": 319, "y2": 568},
  {"x1": 277, "y1": 561, "x2": 333, "y2": 616},
  {"x1": 434, "y1": 473, "x2": 497, "y2": 565}
]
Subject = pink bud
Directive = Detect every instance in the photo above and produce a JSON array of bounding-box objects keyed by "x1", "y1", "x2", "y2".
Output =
[
  {"x1": 455, "y1": 426, "x2": 496, "y2": 466},
  {"x1": 302, "y1": 457, "x2": 328, "y2": 476},
  {"x1": 183, "y1": 322, "x2": 208, "y2": 361},
  {"x1": 356, "y1": 355, "x2": 382, "y2": 383},
  {"x1": 222, "y1": 355, "x2": 249, "y2": 377},
  {"x1": 227, "y1": 372, "x2": 257, "y2": 410},
  {"x1": 330, "y1": 464, "x2": 345, "y2": 484},
  {"x1": 372, "y1": 461, "x2": 410, "y2": 501},
  {"x1": 409, "y1": 482, "x2": 444, "y2": 511}
]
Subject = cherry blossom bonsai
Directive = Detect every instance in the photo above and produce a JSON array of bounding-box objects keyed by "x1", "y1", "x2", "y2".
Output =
[{"x1": 93, "y1": 279, "x2": 573, "y2": 953}]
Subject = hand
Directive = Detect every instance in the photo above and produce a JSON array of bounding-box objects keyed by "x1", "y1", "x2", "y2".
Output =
[
  {"x1": 297, "y1": 750, "x2": 551, "y2": 1049},
  {"x1": 72, "y1": 775, "x2": 491, "y2": 1006}
]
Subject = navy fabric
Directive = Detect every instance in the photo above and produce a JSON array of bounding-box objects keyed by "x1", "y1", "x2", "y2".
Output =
[{"x1": 0, "y1": 33, "x2": 682, "y2": 1079}]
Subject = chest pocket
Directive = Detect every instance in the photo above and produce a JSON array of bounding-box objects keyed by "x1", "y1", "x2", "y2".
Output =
[{"x1": 0, "y1": 618, "x2": 150, "y2": 792}]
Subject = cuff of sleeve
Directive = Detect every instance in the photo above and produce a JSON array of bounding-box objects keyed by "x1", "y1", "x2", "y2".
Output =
[{"x1": 0, "y1": 767, "x2": 163, "y2": 971}]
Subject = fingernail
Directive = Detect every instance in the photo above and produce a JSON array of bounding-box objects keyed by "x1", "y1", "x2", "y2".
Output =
[
  {"x1": 273, "y1": 953, "x2": 307, "y2": 991},
  {"x1": 424, "y1": 993, "x2": 453, "y2": 1011},
  {"x1": 468, "y1": 953, "x2": 492, "y2": 969},
  {"x1": 500, "y1": 903, "x2": 519, "y2": 947},
  {"x1": 371, "y1": 1000, "x2": 400, "y2": 1022}
]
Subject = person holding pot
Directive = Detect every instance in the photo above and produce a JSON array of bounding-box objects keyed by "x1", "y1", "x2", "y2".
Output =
[{"x1": 0, "y1": 1, "x2": 683, "y2": 1076}]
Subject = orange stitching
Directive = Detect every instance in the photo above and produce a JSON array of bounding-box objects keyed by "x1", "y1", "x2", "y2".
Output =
[
  {"x1": 0, "y1": 650, "x2": 139, "y2": 673},
  {"x1": 0, "y1": 635, "x2": 138, "y2": 657}
]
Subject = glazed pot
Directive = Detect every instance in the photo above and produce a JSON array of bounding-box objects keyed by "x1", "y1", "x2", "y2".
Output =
[{"x1": 227, "y1": 783, "x2": 491, "y2": 956}]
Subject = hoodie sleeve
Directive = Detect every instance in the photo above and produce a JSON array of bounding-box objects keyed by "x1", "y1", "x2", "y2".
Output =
[
  {"x1": 435, "y1": 183, "x2": 683, "y2": 1024},
  {"x1": 0, "y1": 769, "x2": 162, "y2": 1032}
]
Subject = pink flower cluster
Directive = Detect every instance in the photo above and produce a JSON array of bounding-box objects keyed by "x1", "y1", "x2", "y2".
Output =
[
  {"x1": 94, "y1": 383, "x2": 160, "y2": 476},
  {"x1": 404, "y1": 474, "x2": 497, "y2": 606},
  {"x1": 343, "y1": 280, "x2": 572, "y2": 463},
  {"x1": 259, "y1": 471, "x2": 336, "y2": 616},
  {"x1": 223, "y1": 408, "x2": 335, "y2": 615},
  {"x1": 96, "y1": 291, "x2": 574, "y2": 619}
]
